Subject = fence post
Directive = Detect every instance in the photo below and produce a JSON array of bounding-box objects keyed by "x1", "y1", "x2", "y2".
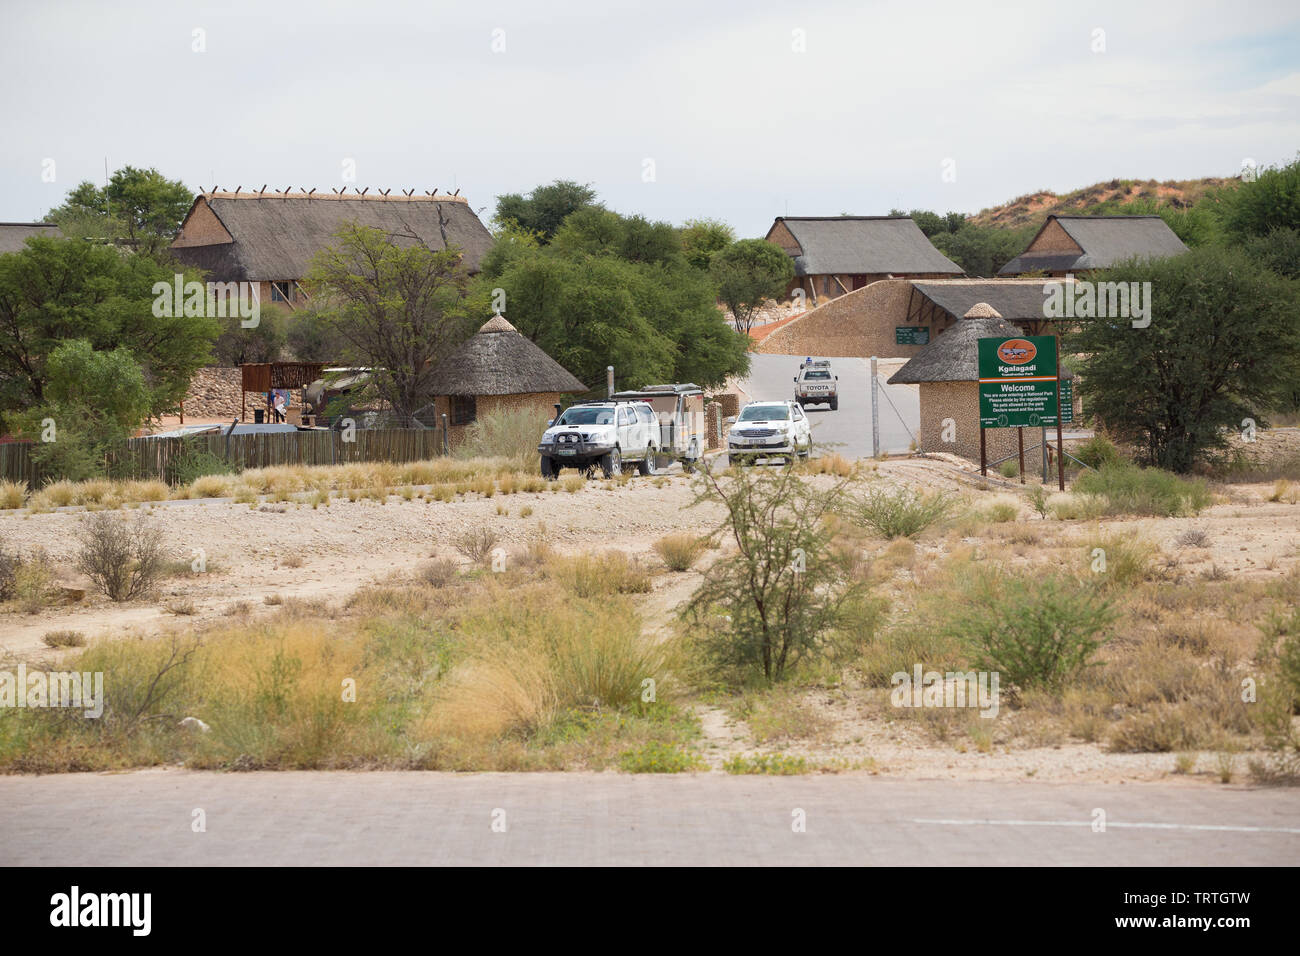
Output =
[{"x1": 870, "y1": 355, "x2": 880, "y2": 459}]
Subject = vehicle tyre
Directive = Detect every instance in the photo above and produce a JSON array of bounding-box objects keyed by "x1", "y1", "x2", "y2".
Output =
[
  {"x1": 829, "y1": 397, "x2": 839, "y2": 411},
  {"x1": 600, "y1": 446, "x2": 622, "y2": 478},
  {"x1": 540, "y1": 455, "x2": 561, "y2": 479},
  {"x1": 798, "y1": 437, "x2": 811, "y2": 458},
  {"x1": 638, "y1": 446, "x2": 658, "y2": 476}
]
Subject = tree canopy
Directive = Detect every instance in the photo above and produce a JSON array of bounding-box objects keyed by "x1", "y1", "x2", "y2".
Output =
[
  {"x1": 46, "y1": 165, "x2": 193, "y2": 257},
  {"x1": 1068, "y1": 245, "x2": 1300, "y2": 472},
  {"x1": 304, "y1": 224, "x2": 475, "y2": 419},
  {"x1": 0, "y1": 237, "x2": 217, "y2": 430},
  {"x1": 679, "y1": 218, "x2": 736, "y2": 272},
  {"x1": 492, "y1": 180, "x2": 601, "y2": 242},
  {"x1": 709, "y1": 239, "x2": 794, "y2": 337},
  {"x1": 1218, "y1": 156, "x2": 1300, "y2": 241},
  {"x1": 478, "y1": 204, "x2": 748, "y2": 392}
]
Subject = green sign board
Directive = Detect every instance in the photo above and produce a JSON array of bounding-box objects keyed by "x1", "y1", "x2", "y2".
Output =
[
  {"x1": 977, "y1": 335, "x2": 1060, "y2": 428},
  {"x1": 1058, "y1": 377, "x2": 1073, "y2": 425},
  {"x1": 895, "y1": 326, "x2": 930, "y2": 346}
]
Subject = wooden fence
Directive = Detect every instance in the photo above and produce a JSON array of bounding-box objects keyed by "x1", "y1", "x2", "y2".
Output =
[{"x1": 0, "y1": 428, "x2": 449, "y2": 487}]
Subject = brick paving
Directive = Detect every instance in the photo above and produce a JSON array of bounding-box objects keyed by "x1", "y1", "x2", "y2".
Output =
[{"x1": 1, "y1": 771, "x2": 1297, "y2": 865}]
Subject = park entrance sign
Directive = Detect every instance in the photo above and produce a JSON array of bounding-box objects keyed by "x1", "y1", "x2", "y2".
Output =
[
  {"x1": 977, "y1": 334, "x2": 1064, "y2": 490},
  {"x1": 977, "y1": 335, "x2": 1059, "y2": 428}
]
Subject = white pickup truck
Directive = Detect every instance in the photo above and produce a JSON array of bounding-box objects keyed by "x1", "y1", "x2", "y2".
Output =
[
  {"x1": 538, "y1": 401, "x2": 660, "y2": 478},
  {"x1": 794, "y1": 358, "x2": 838, "y2": 410}
]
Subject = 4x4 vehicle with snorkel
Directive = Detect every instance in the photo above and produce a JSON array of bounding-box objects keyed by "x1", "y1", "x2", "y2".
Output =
[{"x1": 538, "y1": 401, "x2": 660, "y2": 478}]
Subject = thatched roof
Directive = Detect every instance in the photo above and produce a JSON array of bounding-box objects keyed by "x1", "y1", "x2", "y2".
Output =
[
  {"x1": 911, "y1": 278, "x2": 1071, "y2": 325},
  {"x1": 425, "y1": 316, "x2": 587, "y2": 396},
  {"x1": 999, "y1": 214, "x2": 1188, "y2": 275},
  {"x1": 0, "y1": 222, "x2": 60, "y2": 254},
  {"x1": 170, "y1": 192, "x2": 493, "y2": 281},
  {"x1": 768, "y1": 216, "x2": 963, "y2": 276},
  {"x1": 887, "y1": 304, "x2": 1024, "y2": 384}
]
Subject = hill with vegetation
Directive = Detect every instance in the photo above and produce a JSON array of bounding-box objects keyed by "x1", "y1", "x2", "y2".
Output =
[{"x1": 968, "y1": 177, "x2": 1234, "y2": 230}]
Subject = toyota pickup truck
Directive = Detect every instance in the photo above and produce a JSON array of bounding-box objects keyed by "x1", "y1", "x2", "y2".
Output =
[
  {"x1": 538, "y1": 400, "x2": 660, "y2": 478},
  {"x1": 794, "y1": 359, "x2": 838, "y2": 410}
]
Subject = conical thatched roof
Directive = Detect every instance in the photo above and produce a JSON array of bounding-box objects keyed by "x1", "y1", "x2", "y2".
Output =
[
  {"x1": 425, "y1": 316, "x2": 587, "y2": 396},
  {"x1": 887, "y1": 303, "x2": 1024, "y2": 384}
]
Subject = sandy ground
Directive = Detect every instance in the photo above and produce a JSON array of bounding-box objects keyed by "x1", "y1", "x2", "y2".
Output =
[
  {"x1": 4, "y1": 455, "x2": 1300, "y2": 785},
  {"x1": 0, "y1": 472, "x2": 718, "y2": 658}
]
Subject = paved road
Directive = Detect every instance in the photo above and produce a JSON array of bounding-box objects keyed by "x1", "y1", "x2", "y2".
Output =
[
  {"x1": 740, "y1": 355, "x2": 919, "y2": 458},
  {"x1": 1, "y1": 772, "x2": 1296, "y2": 865}
]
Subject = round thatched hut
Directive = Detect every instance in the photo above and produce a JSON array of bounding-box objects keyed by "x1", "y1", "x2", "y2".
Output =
[
  {"x1": 887, "y1": 303, "x2": 1072, "y2": 471},
  {"x1": 426, "y1": 315, "x2": 587, "y2": 445}
]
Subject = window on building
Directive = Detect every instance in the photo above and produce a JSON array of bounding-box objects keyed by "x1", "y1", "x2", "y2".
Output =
[
  {"x1": 450, "y1": 395, "x2": 477, "y2": 426},
  {"x1": 270, "y1": 281, "x2": 293, "y2": 303}
]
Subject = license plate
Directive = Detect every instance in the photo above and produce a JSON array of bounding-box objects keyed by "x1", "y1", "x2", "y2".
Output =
[{"x1": 558, "y1": 449, "x2": 576, "y2": 455}]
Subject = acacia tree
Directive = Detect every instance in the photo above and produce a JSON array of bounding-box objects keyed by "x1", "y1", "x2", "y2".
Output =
[
  {"x1": 46, "y1": 165, "x2": 193, "y2": 257},
  {"x1": 304, "y1": 223, "x2": 473, "y2": 419},
  {"x1": 1068, "y1": 245, "x2": 1300, "y2": 473},
  {"x1": 709, "y1": 239, "x2": 794, "y2": 336},
  {"x1": 685, "y1": 467, "x2": 863, "y2": 682},
  {"x1": 492, "y1": 180, "x2": 600, "y2": 242}
]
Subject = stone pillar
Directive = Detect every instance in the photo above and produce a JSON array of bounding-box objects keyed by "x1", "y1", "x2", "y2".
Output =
[{"x1": 705, "y1": 401, "x2": 722, "y2": 450}]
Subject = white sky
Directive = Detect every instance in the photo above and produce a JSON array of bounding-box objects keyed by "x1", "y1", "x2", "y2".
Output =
[{"x1": 1, "y1": 0, "x2": 1297, "y2": 237}]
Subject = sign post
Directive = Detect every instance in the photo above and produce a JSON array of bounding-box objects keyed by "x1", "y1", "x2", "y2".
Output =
[
  {"x1": 870, "y1": 356, "x2": 880, "y2": 459},
  {"x1": 1055, "y1": 345, "x2": 1065, "y2": 492},
  {"x1": 978, "y1": 334, "x2": 1063, "y2": 490}
]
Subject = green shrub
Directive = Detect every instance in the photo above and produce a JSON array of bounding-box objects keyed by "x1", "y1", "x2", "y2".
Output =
[
  {"x1": 167, "y1": 439, "x2": 237, "y2": 486},
  {"x1": 618, "y1": 741, "x2": 705, "y2": 773},
  {"x1": 1071, "y1": 462, "x2": 1211, "y2": 517},
  {"x1": 686, "y1": 468, "x2": 864, "y2": 683},
  {"x1": 847, "y1": 484, "x2": 955, "y2": 539},
  {"x1": 722, "y1": 752, "x2": 808, "y2": 775},
  {"x1": 1074, "y1": 434, "x2": 1122, "y2": 470},
  {"x1": 1027, "y1": 484, "x2": 1050, "y2": 519},
  {"x1": 944, "y1": 571, "x2": 1115, "y2": 691},
  {"x1": 985, "y1": 500, "x2": 1018, "y2": 523},
  {"x1": 997, "y1": 460, "x2": 1019, "y2": 479}
]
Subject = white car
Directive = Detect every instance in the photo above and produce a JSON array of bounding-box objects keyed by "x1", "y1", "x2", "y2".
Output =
[
  {"x1": 727, "y1": 400, "x2": 812, "y2": 465},
  {"x1": 538, "y1": 401, "x2": 660, "y2": 478}
]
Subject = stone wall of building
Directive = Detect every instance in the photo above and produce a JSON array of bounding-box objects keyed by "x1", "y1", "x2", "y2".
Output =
[
  {"x1": 759, "y1": 279, "x2": 932, "y2": 359},
  {"x1": 918, "y1": 381, "x2": 1047, "y2": 472},
  {"x1": 433, "y1": 391, "x2": 562, "y2": 449},
  {"x1": 182, "y1": 367, "x2": 245, "y2": 420}
]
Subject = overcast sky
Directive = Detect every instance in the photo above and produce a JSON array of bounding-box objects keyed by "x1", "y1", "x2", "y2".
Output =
[{"x1": 2, "y1": 0, "x2": 1298, "y2": 237}]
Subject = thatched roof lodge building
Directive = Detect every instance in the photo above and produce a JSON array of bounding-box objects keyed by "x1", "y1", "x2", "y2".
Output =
[
  {"x1": 998, "y1": 214, "x2": 1188, "y2": 276},
  {"x1": 169, "y1": 190, "x2": 494, "y2": 309},
  {"x1": 0, "y1": 222, "x2": 60, "y2": 253},
  {"x1": 764, "y1": 216, "x2": 963, "y2": 305},
  {"x1": 888, "y1": 303, "x2": 1074, "y2": 470},
  {"x1": 425, "y1": 315, "x2": 586, "y2": 446}
]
